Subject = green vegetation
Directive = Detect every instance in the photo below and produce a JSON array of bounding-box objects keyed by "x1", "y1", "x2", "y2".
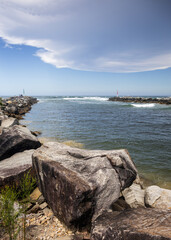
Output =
[
  {"x1": 0, "y1": 171, "x2": 37, "y2": 240},
  {"x1": 0, "y1": 186, "x2": 20, "y2": 240}
]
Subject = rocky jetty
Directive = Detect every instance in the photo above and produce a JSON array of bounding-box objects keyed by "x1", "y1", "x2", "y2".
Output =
[
  {"x1": 108, "y1": 96, "x2": 171, "y2": 105},
  {"x1": 0, "y1": 96, "x2": 41, "y2": 188},
  {"x1": 1, "y1": 95, "x2": 38, "y2": 119}
]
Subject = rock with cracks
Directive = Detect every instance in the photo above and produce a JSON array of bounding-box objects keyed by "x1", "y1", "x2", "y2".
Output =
[
  {"x1": 32, "y1": 142, "x2": 137, "y2": 229},
  {"x1": 0, "y1": 149, "x2": 35, "y2": 188},
  {"x1": 91, "y1": 208, "x2": 171, "y2": 240},
  {"x1": 0, "y1": 125, "x2": 41, "y2": 161}
]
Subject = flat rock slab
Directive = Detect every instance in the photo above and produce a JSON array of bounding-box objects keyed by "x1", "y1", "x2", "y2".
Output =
[
  {"x1": 0, "y1": 125, "x2": 41, "y2": 161},
  {"x1": 0, "y1": 149, "x2": 35, "y2": 187},
  {"x1": 91, "y1": 208, "x2": 171, "y2": 240},
  {"x1": 1, "y1": 117, "x2": 19, "y2": 128},
  {"x1": 33, "y1": 142, "x2": 137, "y2": 229}
]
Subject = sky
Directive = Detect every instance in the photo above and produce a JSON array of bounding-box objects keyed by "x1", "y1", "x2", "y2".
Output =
[{"x1": 0, "y1": 0, "x2": 171, "y2": 96}]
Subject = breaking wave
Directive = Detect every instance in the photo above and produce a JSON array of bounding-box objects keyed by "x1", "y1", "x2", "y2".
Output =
[
  {"x1": 131, "y1": 103, "x2": 156, "y2": 108},
  {"x1": 63, "y1": 97, "x2": 108, "y2": 101}
]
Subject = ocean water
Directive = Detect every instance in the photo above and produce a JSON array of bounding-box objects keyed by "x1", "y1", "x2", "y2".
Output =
[{"x1": 21, "y1": 96, "x2": 171, "y2": 189}]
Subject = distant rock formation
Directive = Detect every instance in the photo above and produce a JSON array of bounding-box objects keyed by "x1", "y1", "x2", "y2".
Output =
[
  {"x1": 1, "y1": 96, "x2": 38, "y2": 119},
  {"x1": 108, "y1": 96, "x2": 171, "y2": 105}
]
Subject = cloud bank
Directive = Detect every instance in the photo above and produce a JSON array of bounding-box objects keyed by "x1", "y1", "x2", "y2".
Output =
[{"x1": 0, "y1": 0, "x2": 171, "y2": 73}]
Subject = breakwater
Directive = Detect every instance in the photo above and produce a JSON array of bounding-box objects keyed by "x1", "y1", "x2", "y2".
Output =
[
  {"x1": 108, "y1": 96, "x2": 171, "y2": 104},
  {"x1": 0, "y1": 95, "x2": 38, "y2": 119}
]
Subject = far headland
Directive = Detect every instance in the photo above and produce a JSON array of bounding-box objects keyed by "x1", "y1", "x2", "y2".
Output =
[{"x1": 108, "y1": 96, "x2": 171, "y2": 105}]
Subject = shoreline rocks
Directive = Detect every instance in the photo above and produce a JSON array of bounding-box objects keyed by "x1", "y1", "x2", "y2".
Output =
[
  {"x1": 0, "y1": 96, "x2": 41, "y2": 188},
  {"x1": 108, "y1": 96, "x2": 171, "y2": 105},
  {"x1": 145, "y1": 185, "x2": 171, "y2": 209},
  {"x1": 32, "y1": 142, "x2": 137, "y2": 229},
  {"x1": 0, "y1": 149, "x2": 35, "y2": 188},
  {"x1": 0, "y1": 125, "x2": 41, "y2": 161}
]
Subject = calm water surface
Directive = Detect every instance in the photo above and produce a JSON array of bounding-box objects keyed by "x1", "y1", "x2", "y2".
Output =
[{"x1": 22, "y1": 96, "x2": 171, "y2": 189}]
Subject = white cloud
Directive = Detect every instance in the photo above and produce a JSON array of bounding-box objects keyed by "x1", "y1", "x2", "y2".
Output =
[{"x1": 0, "y1": 0, "x2": 171, "y2": 73}]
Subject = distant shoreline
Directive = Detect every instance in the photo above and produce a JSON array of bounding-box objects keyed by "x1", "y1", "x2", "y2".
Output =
[{"x1": 108, "y1": 96, "x2": 171, "y2": 105}]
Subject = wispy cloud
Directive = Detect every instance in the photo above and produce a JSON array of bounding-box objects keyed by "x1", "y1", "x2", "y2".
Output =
[{"x1": 0, "y1": 0, "x2": 171, "y2": 73}]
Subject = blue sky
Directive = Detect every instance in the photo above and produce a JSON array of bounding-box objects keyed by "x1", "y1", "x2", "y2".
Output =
[{"x1": 0, "y1": 0, "x2": 171, "y2": 96}]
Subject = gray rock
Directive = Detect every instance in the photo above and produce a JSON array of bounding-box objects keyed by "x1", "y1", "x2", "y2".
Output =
[
  {"x1": 145, "y1": 185, "x2": 171, "y2": 209},
  {"x1": 0, "y1": 149, "x2": 35, "y2": 187},
  {"x1": 0, "y1": 114, "x2": 8, "y2": 121},
  {"x1": 122, "y1": 183, "x2": 145, "y2": 208},
  {"x1": 91, "y1": 208, "x2": 171, "y2": 240},
  {"x1": 0, "y1": 125, "x2": 41, "y2": 161},
  {"x1": 32, "y1": 142, "x2": 137, "y2": 229},
  {"x1": 1, "y1": 117, "x2": 19, "y2": 128}
]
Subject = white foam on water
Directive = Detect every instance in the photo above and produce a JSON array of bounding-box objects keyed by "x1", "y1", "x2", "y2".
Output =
[
  {"x1": 63, "y1": 97, "x2": 108, "y2": 101},
  {"x1": 131, "y1": 103, "x2": 156, "y2": 108}
]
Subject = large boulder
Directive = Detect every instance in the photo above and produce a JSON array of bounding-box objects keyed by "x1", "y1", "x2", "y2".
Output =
[
  {"x1": 91, "y1": 208, "x2": 171, "y2": 240},
  {"x1": 145, "y1": 185, "x2": 171, "y2": 209},
  {"x1": 32, "y1": 142, "x2": 137, "y2": 229},
  {"x1": 0, "y1": 150, "x2": 35, "y2": 188},
  {"x1": 122, "y1": 183, "x2": 145, "y2": 208},
  {"x1": 0, "y1": 125, "x2": 41, "y2": 161}
]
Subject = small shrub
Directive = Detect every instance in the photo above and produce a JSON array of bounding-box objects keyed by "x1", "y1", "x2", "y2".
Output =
[
  {"x1": 18, "y1": 170, "x2": 36, "y2": 200},
  {"x1": 0, "y1": 171, "x2": 37, "y2": 240},
  {"x1": 0, "y1": 186, "x2": 21, "y2": 240}
]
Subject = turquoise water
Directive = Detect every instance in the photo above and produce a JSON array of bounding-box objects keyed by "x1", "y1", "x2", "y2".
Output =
[{"x1": 22, "y1": 96, "x2": 171, "y2": 189}]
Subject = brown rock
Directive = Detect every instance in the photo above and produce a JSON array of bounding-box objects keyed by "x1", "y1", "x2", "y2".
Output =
[
  {"x1": 30, "y1": 187, "x2": 42, "y2": 201},
  {"x1": 91, "y1": 208, "x2": 171, "y2": 240}
]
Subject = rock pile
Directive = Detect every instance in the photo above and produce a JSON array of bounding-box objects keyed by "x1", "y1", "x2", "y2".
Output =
[
  {"x1": 108, "y1": 96, "x2": 171, "y2": 105},
  {"x1": 33, "y1": 142, "x2": 171, "y2": 239},
  {"x1": 0, "y1": 96, "x2": 41, "y2": 188},
  {"x1": 1, "y1": 96, "x2": 38, "y2": 119}
]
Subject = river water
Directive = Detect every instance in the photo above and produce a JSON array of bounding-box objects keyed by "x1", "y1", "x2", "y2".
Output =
[{"x1": 21, "y1": 96, "x2": 171, "y2": 189}]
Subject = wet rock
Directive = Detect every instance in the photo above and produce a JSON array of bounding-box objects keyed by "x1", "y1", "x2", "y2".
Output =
[
  {"x1": 0, "y1": 149, "x2": 35, "y2": 187},
  {"x1": 0, "y1": 125, "x2": 41, "y2": 161},
  {"x1": 91, "y1": 208, "x2": 171, "y2": 240},
  {"x1": 1, "y1": 117, "x2": 19, "y2": 128},
  {"x1": 145, "y1": 185, "x2": 171, "y2": 209},
  {"x1": 33, "y1": 142, "x2": 137, "y2": 229},
  {"x1": 122, "y1": 183, "x2": 145, "y2": 208}
]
